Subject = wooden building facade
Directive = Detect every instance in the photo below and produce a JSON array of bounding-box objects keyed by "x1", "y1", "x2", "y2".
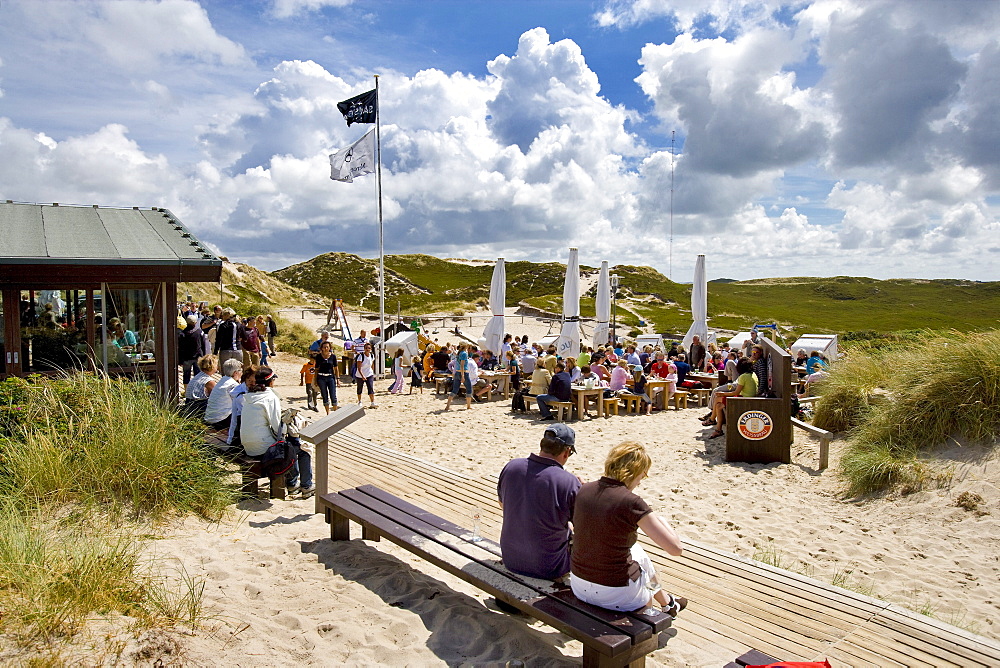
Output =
[{"x1": 0, "y1": 201, "x2": 222, "y2": 398}]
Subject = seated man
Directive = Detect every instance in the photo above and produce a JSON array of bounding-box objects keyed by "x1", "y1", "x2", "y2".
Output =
[
  {"x1": 520, "y1": 348, "x2": 537, "y2": 374},
  {"x1": 480, "y1": 349, "x2": 499, "y2": 371},
  {"x1": 536, "y1": 361, "x2": 572, "y2": 420},
  {"x1": 498, "y1": 424, "x2": 580, "y2": 580},
  {"x1": 468, "y1": 352, "x2": 492, "y2": 402}
]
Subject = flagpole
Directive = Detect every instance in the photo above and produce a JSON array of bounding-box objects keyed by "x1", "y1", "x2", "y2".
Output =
[{"x1": 375, "y1": 75, "x2": 385, "y2": 375}]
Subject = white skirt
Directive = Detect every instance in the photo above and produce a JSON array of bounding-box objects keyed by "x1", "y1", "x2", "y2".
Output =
[{"x1": 570, "y1": 544, "x2": 657, "y2": 611}]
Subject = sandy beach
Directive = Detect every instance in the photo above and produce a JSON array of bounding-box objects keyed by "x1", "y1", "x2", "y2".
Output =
[{"x1": 138, "y1": 314, "x2": 999, "y2": 666}]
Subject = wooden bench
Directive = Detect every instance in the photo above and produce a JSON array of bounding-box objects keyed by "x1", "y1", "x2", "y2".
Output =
[
  {"x1": 688, "y1": 388, "x2": 711, "y2": 408},
  {"x1": 237, "y1": 454, "x2": 287, "y2": 499},
  {"x1": 319, "y1": 484, "x2": 674, "y2": 667},
  {"x1": 791, "y1": 417, "x2": 833, "y2": 470},
  {"x1": 602, "y1": 397, "x2": 619, "y2": 416},
  {"x1": 620, "y1": 395, "x2": 642, "y2": 414},
  {"x1": 549, "y1": 400, "x2": 574, "y2": 421},
  {"x1": 202, "y1": 426, "x2": 286, "y2": 500},
  {"x1": 523, "y1": 396, "x2": 572, "y2": 420},
  {"x1": 667, "y1": 391, "x2": 688, "y2": 410},
  {"x1": 722, "y1": 649, "x2": 780, "y2": 668},
  {"x1": 434, "y1": 376, "x2": 451, "y2": 395}
]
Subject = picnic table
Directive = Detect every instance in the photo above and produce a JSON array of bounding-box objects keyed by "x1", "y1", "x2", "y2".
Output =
[
  {"x1": 479, "y1": 370, "x2": 511, "y2": 401},
  {"x1": 570, "y1": 385, "x2": 604, "y2": 419},
  {"x1": 687, "y1": 372, "x2": 720, "y2": 389},
  {"x1": 645, "y1": 378, "x2": 673, "y2": 409}
]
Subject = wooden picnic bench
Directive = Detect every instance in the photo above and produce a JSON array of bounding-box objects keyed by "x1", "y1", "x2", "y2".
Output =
[{"x1": 319, "y1": 484, "x2": 675, "y2": 667}]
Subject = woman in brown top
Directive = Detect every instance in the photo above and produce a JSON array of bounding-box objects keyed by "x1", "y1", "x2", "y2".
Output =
[{"x1": 570, "y1": 442, "x2": 687, "y2": 615}]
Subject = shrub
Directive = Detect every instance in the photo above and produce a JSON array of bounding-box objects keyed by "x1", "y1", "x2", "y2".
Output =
[
  {"x1": 837, "y1": 330, "x2": 1000, "y2": 496},
  {"x1": 0, "y1": 374, "x2": 230, "y2": 649},
  {"x1": 274, "y1": 318, "x2": 316, "y2": 357}
]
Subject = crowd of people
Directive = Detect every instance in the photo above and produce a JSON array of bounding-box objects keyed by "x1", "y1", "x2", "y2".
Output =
[{"x1": 177, "y1": 303, "x2": 313, "y2": 499}]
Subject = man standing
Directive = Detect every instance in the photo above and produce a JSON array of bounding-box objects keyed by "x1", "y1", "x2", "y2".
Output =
[
  {"x1": 309, "y1": 330, "x2": 331, "y2": 355},
  {"x1": 689, "y1": 335, "x2": 706, "y2": 371},
  {"x1": 498, "y1": 423, "x2": 581, "y2": 580},
  {"x1": 536, "y1": 360, "x2": 572, "y2": 421},
  {"x1": 741, "y1": 329, "x2": 761, "y2": 358},
  {"x1": 177, "y1": 315, "x2": 206, "y2": 385},
  {"x1": 213, "y1": 308, "x2": 242, "y2": 367}
]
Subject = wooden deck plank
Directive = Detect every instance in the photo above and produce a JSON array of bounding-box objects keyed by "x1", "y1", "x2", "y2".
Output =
[{"x1": 315, "y1": 429, "x2": 1000, "y2": 668}]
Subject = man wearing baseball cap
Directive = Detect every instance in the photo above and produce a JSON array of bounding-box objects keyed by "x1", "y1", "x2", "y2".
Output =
[{"x1": 497, "y1": 423, "x2": 581, "y2": 581}]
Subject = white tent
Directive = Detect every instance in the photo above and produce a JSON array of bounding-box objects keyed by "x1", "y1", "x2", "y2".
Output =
[
  {"x1": 480, "y1": 257, "x2": 506, "y2": 355},
  {"x1": 555, "y1": 248, "x2": 581, "y2": 357},
  {"x1": 591, "y1": 260, "x2": 611, "y2": 349},
  {"x1": 682, "y1": 255, "x2": 714, "y2": 350}
]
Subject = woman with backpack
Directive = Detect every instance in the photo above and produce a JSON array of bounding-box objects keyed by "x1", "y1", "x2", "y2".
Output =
[
  {"x1": 354, "y1": 341, "x2": 377, "y2": 408},
  {"x1": 240, "y1": 366, "x2": 282, "y2": 457}
]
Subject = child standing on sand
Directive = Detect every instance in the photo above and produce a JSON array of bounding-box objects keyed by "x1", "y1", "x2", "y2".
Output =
[
  {"x1": 388, "y1": 348, "x2": 405, "y2": 394},
  {"x1": 409, "y1": 355, "x2": 423, "y2": 394},
  {"x1": 299, "y1": 358, "x2": 318, "y2": 411}
]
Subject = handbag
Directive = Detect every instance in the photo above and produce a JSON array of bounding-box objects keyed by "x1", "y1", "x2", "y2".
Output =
[{"x1": 258, "y1": 440, "x2": 295, "y2": 477}]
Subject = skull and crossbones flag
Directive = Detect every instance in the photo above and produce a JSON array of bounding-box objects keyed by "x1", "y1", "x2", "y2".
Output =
[{"x1": 337, "y1": 89, "x2": 377, "y2": 126}]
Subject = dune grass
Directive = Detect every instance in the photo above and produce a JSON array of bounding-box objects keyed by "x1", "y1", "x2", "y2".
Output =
[
  {"x1": 0, "y1": 374, "x2": 234, "y2": 650},
  {"x1": 832, "y1": 330, "x2": 1000, "y2": 496}
]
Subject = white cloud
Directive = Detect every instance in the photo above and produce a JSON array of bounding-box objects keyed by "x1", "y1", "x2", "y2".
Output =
[
  {"x1": 270, "y1": 0, "x2": 353, "y2": 19},
  {"x1": 595, "y1": 0, "x2": 786, "y2": 33},
  {"x1": 1, "y1": 1, "x2": 998, "y2": 281}
]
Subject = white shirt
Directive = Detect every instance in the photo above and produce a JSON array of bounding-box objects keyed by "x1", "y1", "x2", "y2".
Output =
[
  {"x1": 468, "y1": 359, "x2": 480, "y2": 384},
  {"x1": 240, "y1": 388, "x2": 282, "y2": 457},
  {"x1": 205, "y1": 375, "x2": 238, "y2": 424},
  {"x1": 354, "y1": 353, "x2": 374, "y2": 379},
  {"x1": 227, "y1": 382, "x2": 248, "y2": 445}
]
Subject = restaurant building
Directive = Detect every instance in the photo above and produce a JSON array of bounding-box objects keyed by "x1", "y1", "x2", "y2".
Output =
[{"x1": 0, "y1": 200, "x2": 223, "y2": 397}]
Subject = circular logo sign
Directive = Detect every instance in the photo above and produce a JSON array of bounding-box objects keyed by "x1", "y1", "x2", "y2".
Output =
[{"x1": 737, "y1": 411, "x2": 773, "y2": 440}]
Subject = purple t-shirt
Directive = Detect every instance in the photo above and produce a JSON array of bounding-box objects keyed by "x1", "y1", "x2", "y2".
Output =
[{"x1": 498, "y1": 453, "x2": 581, "y2": 580}]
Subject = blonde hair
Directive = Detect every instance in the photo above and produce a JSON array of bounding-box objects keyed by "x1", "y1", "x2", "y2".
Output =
[
  {"x1": 197, "y1": 354, "x2": 219, "y2": 373},
  {"x1": 604, "y1": 441, "x2": 651, "y2": 488}
]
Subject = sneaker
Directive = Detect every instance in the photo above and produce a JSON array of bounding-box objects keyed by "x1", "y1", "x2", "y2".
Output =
[
  {"x1": 369, "y1": 402, "x2": 378, "y2": 409},
  {"x1": 286, "y1": 485, "x2": 300, "y2": 495},
  {"x1": 299, "y1": 485, "x2": 316, "y2": 499},
  {"x1": 540, "y1": 415, "x2": 555, "y2": 421}
]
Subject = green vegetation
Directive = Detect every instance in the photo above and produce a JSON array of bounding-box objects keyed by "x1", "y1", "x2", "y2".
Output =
[
  {"x1": 0, "y1": 374, "x2": 233, "y2": 652},
  {"x1": 266, "y1": 253, "x2": 1000, "y2": 338},
  {"x1": 826, "y1": 330, "x2": 1000, "y2": 496}
]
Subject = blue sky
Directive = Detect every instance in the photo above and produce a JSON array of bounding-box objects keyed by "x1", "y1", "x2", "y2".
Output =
[{"x1": 1, "y1": 0, "x2": 998, "y2": 281}]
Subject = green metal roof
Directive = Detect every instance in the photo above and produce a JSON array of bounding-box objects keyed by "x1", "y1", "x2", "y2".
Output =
[{"x1": 0, "y1": 201, "x2": 222, "y2": 266}]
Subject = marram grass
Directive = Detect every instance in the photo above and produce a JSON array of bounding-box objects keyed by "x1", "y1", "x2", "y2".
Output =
[
  {"x1": 834, "y1": 330, "x2": 1000, "y2": 496},
  {"x1": 0, "y1": 374, "x2": 234, "y2": 650},
  {"x1": 0, "y1": 373, "x2": 234, "y2": 518}
]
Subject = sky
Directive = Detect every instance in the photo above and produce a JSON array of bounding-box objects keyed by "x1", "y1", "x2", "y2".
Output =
[{"x1": 1, "y1": 0, "x2": 998, "y2": 282}]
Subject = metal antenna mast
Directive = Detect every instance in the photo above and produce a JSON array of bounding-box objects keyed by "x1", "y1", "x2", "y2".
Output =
[{"x1": 669, "y1": 130, "x2": 675, "y2": 281}]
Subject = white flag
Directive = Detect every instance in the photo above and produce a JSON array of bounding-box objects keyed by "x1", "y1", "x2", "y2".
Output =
[{"x1": 330, "y1": 128, "x2": 375, "y2": 183}]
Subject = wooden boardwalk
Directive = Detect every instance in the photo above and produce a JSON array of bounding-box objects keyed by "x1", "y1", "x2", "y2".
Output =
[{"x1": 316, "y1": 428, "x2": 1000, "y2": 667}]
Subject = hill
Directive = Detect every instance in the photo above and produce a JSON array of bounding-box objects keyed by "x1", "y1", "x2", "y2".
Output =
[
  {"x1": 185, "y1": 253, "x2": 1000, "y2": 340},
  {"x1": 179, "y1": 262, "x2": 326, "y2": 311}
]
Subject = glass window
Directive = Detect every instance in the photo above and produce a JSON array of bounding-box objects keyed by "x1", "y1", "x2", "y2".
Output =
[
  {"x1": 18, "y1": 289, "x2": 92, "y2": 372},
  {"x1": 104, "y1": 286, "x2": 160, "y2": 371}
]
